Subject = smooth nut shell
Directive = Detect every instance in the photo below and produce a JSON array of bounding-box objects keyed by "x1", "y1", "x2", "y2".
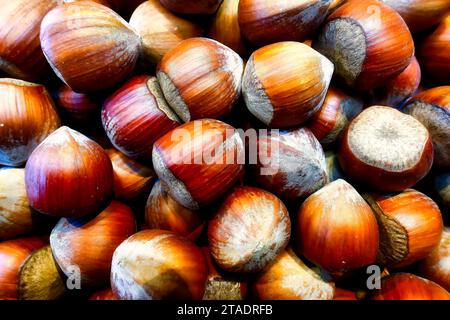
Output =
[
  {"x1": 208, "y1": 186, "x2": 291, "y2": 273},
  {"x1": 157, "y1": 38, "x2": 244, "y2": 122},
  {"x1": 25, "y1": 127, "x2": 114, "y2": 218},
  {"x1": 40, "y1": 1, "x2": 141, "y2": 93},
  {"x1": 102, "y1": 76, "x2": 180, "y2": 161},
  {"x1": 50, "y1": 201, "x2": 136, "y2": 287},
  {"x1": 296, "y1": 179, "x2": 379, "y2": 272},
  {"x1": 252, "y1": 248, "x2": 335, "y2": 300},
  {"x1": 251, "y1": 127, "x2": 328, "y2": 200},
  {"x1": 144, "y1": 180, "x2": 204, "y2": 241},
  {"x1": 111, "y1": 229, "x2": 207, "y2": 300},
  {"x1": 365, "y1": 189, "x2": 444, "y2": 268},
  {"x1": 107, "y1": 148, "x2": 155, "y2": 201},
  {"x1": 242, "y1": 42, "x2": 333, "y2": 128},
  {"x1": 130, "y1": 0, "x2": 203, "y2": 66},
  {"x1": 152, "y1": 119, "x2": 244, "y2": 210},
  {"x1": 313, "y1": 0, "x2": 414, "y2": 91},
  {"x1": 0, "y1": 168, "x2": 34, "y2": 240},
  {"x1": 208, "y1": 0, "x2": 247, "y2": 57},
  {"x1": 0, "y1": 79, "x2": 60, "y2": 167},
  {"x1": 371, "y1": 273, "x2": 450, "y2": 300},
  {"x1": 238, "y1": 0, "x2": 332, "y2": 47},
  {"x1": 0, "y1": 0, "x2": 58, "y2": 81}
]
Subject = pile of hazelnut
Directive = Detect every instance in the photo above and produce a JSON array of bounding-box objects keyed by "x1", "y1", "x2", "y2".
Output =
[{"x1": 0, "y1": 0, "x2": 449, "y2": 301}]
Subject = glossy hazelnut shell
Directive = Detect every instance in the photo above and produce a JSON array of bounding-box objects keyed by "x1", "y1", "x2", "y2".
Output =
[
  {"x1": 296, "y1": 179, "x2": 379, "y2": 272},
  {"x1": 107, "y1": 149, "x2": 154, "y2": 201},
  {"x1": 0, "y1": 79, "x2": 60, "y2": 167},
  {"x1": 152, "y1": 119, "x2": 244, "y2": 210},
  {"x1": 365, "y1": 189, "x2": 443, "y2": 268},
  {"x1": 0, "y1": 168, "x2": 34, "y2": 240},
  {"x1": 102, "y1": 76, "x2": 180, "y2": 161},
  {"x1": 111, "y1": 229, "x2": 207, "y2": 300},
  {"x1": 208, "y1": 186, "x2": 291, "y2": 273},
  {"x1": 419, "y1": 16, "x2": 450, "y2": 85},
  {"x1": 40, "y1": 1, "x2": 141, "y2": 93},
  {"x1": 313, "y1": 0, "x2": 414, "y2": 91},
  {"x1": 130, "y1": 0, "x2": 203, "y2": 66},
  {"x1": 0, "y1": 0, "x2": 57, "y2": 81},
  {"x1": 25, "y1": 127, "x2": 114, "y2": 218},
  {"x1": 403, "y1": 86, "x2": 450, "y2": 168},
  {"x1": 89, "y1": 288, "x2": 118, "y2": 300},
  {"x1": 380, "y1": 0, "x2": 450, "y2": 33},
  {"x1": 238, "y1": 0, "x2": 332, "y2": 47},
  {"x1": 252, "y1": 248, "x2": 335, "y2": 300},
  {"x1": 251, "y1": 128, "x2": 329, "y2": 200},
  {"x1": 157, "y1": 38, "x2": 244, "y2": 122},
  {"x1": 308, "y1": 87, "x2": 363, "y2": 145},
  {"x1": 50, "y1": 201, "x2": 136, "y2": 287},
  {"x1": 208, "y1": 0, "x2": 247, "y2": 57},
  {"x1": 369, "y1": 56, "x2": 421, "y2": 108},
  {"x1": 371, "y1": 273, "x2": 450, "y2": 300},
  {"x1": 242, "y1": 41, "x2": 333, "y2": 128},
  {"x1": 145, "y1": 180, "x2": 204, "y2": 241},
  {"x1": 418, "y1": 227, "x2": 450, "y2": 291}
]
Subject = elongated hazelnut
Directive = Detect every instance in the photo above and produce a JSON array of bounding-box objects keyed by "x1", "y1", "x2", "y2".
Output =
[
  {"x1": 56, "y1": 85, "x2": 99, "y2": 124},
  {"x1": 365, "y1": 189, "x2": 443, "y2": 268},
  {"x1": 333, "y1": 288, "x2": 358, "y2": 300},
  {"x1": 152, "y1": 119, "x2": 244, "y2": 210},
  {"x1": 252, "y1": 248, "x2": 335, "y2": 300},
  {"x1": 308, "y1": 87, "x2": 363, "y2": 146},
  {"x1": 368, "y1": 56, "x2": 421, "y2": 109},
  {"x1": 242, "y1": 42, "x2": 333, "y2": 128},
  {"x1": 102, "y1": 76, "x2": 180, "y2": 161},
  {"x1": 160, "y1": 0, "x2": 222, "y2": 15},
  {"x1": 238, "y1": 0, "x2": 332, "y2": 47},
  {"x1": 419, "y1": 16, "x2": 450, "y2": 85},
  {"x1": 111, "y1": 229, "x2": 208, "y2": 300},
  {"x1": 403, "y1": 86, "x2": 450, "y2": 168},
  {"x1": 250, "y1": 127, "x2": 329, "y2": 200},
  {"x1": 0, "y1": 0, "x2": 58, "y2": 81},
  {"x1": 208, "y1": 0, "x2": 247, "y2": 56},
  {"x1": 130, "y1": 0, "x2": 203, "y2": 66},
  {"x1": 145, "y1": 181, "x2": 204, "y2": 241},
  {"x1": 371, "y1": 273, "x2": 450, "y2": 300},
  {"x1": 107, "y1": 149, "x2": 154, "y2": 201},
  {"x1": 313, "y1": 0, "x2": 414, "y2": 91},
  {"x1": 0, "y1": 237, "x2": 47, "y2": 300},
  {"x1": 0, "y1": 169, "x2": 34, "y2": 240},
  {"x1": 18, "y1": 245, "x2": 67, "y2": 300},
  {"x1": 419, "y1": 227, "x2": 450, "y2": 291},
  {"x1": 25, "y1": 127, "x2": 114, "y2": 218},
  {"x1": 50, "y1": 201, "x2": 136, "y2": 287},
  {"x1": 40, "y1": 1, "x2": 141, "y2": 93},
  {"x1": 296, "y1": 179, "x2": 379, "y2": 272},
  {"x1": 380, "y1": 0, "x2": 450, "y2": 33},
  {"x1": 157, "y1": 38, "x2": 243, "y2": 122},
  {"x1": 208, "y1": 187, "x2": 291, "y2": 273},
  {"x1": 202, "y1": 248, "x2": 247, "y2": 300},
  {"x1": 0, "y1": 79, "x2": 60, "y2": 167},
  {"x1": 339, "y1": 106, "x2": 434, "y2": 192}
]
